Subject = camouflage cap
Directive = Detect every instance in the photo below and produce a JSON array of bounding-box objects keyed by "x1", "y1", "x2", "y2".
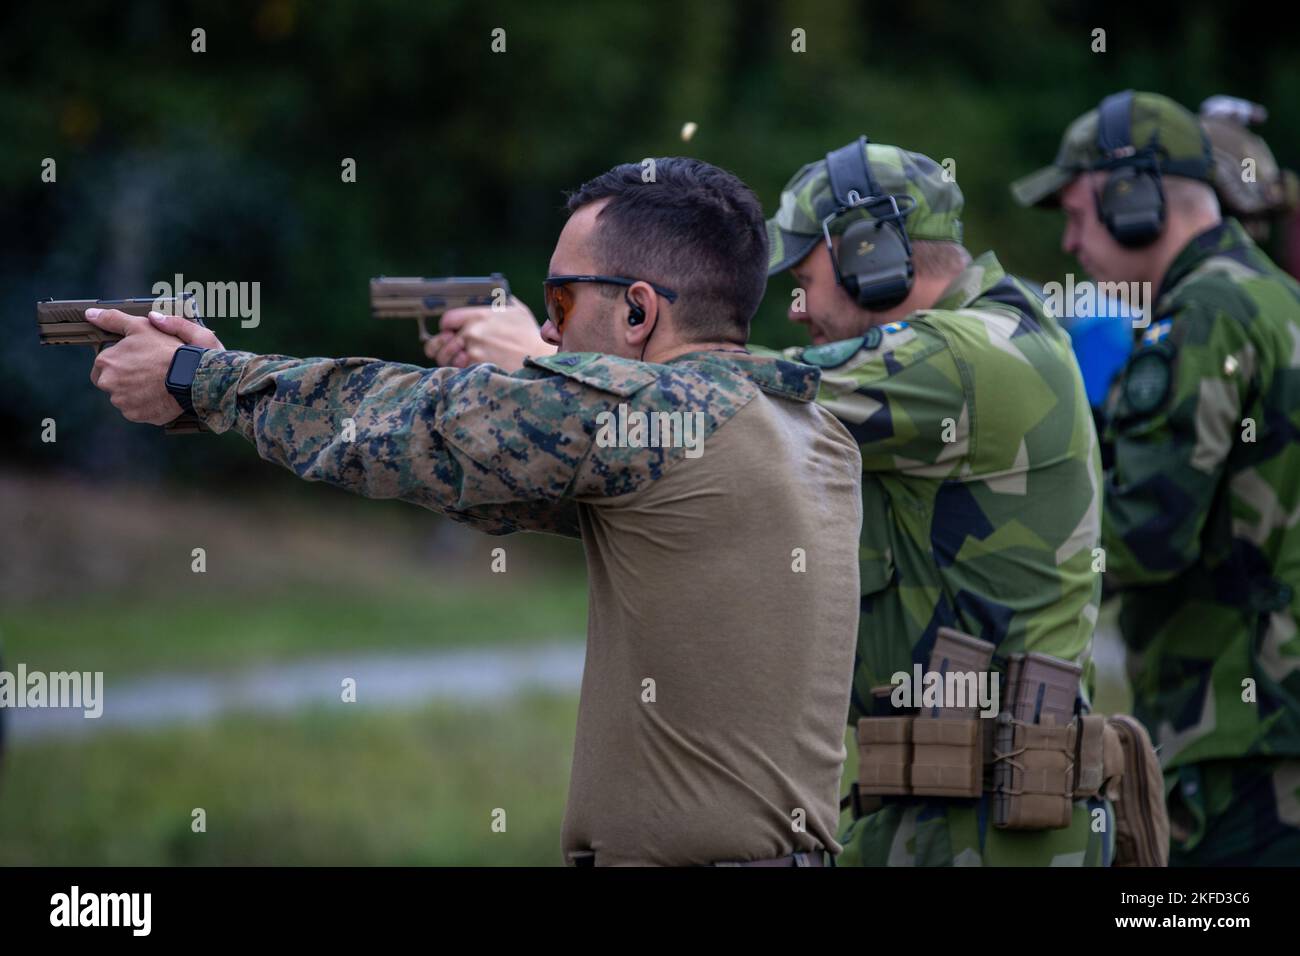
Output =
[
  {"x1": 766, "y1": 141, "x2": 964, "y2": 275},
  {"x1": 1011, "y1": 91, "x2": 1213, "y2": 208}
]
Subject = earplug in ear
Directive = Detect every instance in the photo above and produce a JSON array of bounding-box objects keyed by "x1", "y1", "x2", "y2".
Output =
[{"x1": 625, "y1": 290, "x2": 646, "y2": 326}]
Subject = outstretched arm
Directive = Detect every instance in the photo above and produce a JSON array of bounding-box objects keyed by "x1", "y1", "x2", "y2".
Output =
[{"x1": 87, "y1": 309, "x2": 586, "y2": 536}]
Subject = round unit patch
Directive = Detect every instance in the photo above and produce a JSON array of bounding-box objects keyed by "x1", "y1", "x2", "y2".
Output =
[{"x1": 1122, "y1": 348, "x2": 1172, "y2": 415}]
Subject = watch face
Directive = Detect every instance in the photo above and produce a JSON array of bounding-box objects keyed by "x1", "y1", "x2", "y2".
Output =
[{"x1": 168, "y1": 347, "x2": 204, "y2": 388}]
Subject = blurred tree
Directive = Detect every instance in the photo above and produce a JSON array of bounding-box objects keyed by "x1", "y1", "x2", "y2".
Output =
[{"x1": 2, "y1": 0, "x2": 1295, "y2": 477}]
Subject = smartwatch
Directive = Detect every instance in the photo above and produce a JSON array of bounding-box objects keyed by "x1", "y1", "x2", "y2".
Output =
[{"x1": 165, "y1": 345, "x2": 208, "y2": 417}]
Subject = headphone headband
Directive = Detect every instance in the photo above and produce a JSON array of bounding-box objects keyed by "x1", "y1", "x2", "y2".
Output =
[
  {"x1": 825, "y1": 135, "x2": 883, "y2": 209},
  {"x1": 1096, "y1": 89, "x2": 1137, "y2": 161},
  {"x1": 1096, "y1": 90, "x2": 1212, "y2": 180}
]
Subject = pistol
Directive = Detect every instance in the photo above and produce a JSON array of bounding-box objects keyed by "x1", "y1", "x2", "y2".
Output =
[
  {"x1": 36, "y1": 293, "x2": 209, "y2": 434},
  {"x1": 370, "y1": 274, "x2": 510, "y2": 342}
]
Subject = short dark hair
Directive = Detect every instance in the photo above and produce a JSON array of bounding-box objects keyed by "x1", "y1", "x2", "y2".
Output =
[{"x1": 565, "y1": 158, "x2": 768, "y2": 343}]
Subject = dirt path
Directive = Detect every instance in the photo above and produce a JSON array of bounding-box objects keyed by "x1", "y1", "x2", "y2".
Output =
[{"x1": 5, "y1": 641, "x2": 585, "y2": 742}]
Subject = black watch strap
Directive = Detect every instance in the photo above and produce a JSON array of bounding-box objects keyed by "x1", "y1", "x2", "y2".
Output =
[{"x1": 166, "y1": 345, "x2": 208, "y2": 418}]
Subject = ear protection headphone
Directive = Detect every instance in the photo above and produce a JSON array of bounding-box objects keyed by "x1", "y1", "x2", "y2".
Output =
[
  {"x1": 822, "y1": 135, "x2": 915, "y2": 310},
  {"x1": 1093, "y1": 90, "x2": 1167, "y2": 248},
  {"x1": 625, "y1": 290, "x2": 645, "y2": 326}
]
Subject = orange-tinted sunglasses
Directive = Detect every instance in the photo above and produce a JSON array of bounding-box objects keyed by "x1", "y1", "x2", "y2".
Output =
[{"x1": 542, "y1": 275, "x2": 679, "y2": 334}]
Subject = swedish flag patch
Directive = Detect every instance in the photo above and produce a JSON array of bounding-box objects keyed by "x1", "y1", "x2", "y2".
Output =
[{"x1": 1140, "y1": 317, "x2": 1173, "y2": 345}]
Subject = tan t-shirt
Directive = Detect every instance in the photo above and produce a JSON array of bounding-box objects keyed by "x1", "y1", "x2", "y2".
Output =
[
  {"x1": 560, "y1": 358, "x2": 862, "y2": 866},
  {"x1": 192, "y1": 346, "x2": 861, "y2": 866}
]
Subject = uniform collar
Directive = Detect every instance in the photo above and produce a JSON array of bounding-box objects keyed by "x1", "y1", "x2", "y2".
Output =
[
  {"x1": 671, "y1": 349, "x2": 822, "y2": 402},
  {"x1": 932, "y1": 250, "x2": 1008, "y2": 311},
  {"x1": 1157, "y1": 218, "x2": 1256, "y2": 304}
]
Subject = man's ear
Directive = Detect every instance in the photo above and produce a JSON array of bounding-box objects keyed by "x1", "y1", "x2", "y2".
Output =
[{"x1": 621, "y1": 280, "x2": 660, "y2": 349}]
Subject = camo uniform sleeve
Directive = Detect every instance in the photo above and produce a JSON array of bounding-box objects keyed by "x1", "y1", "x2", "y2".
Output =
[
  {"x1": 1102, "y1": 303, "x2": 1255, "y2": 584},
  {"x1": 813, "y1": 330, "x2": 970, "y2": 476},
  {"x1": 191, "y1": 350, "x2": 593, "y2": 537}
]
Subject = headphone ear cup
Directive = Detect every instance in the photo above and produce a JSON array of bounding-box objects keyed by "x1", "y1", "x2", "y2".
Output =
[
  {"x1": 1099, "y1": 166, "x2": 1165, "y2": 247},
  {"x1": 836, "y1": 218, "x2": 914, "y2": 310}
]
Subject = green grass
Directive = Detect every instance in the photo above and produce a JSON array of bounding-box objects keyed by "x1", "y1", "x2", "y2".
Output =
[
  {"x1": 0, "y1": 693, "x2": 579, "y2": 866},
  {"x1": 0, "y1": 580, "x2": 588, "y2": 679},
  {"x1": 0, "y1": 650, "x2": 1130, "y2": 864}
]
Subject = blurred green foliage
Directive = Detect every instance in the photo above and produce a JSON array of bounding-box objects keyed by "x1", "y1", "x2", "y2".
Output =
[
  {"x1": 1, "y1": 581, "x2": 588, "y2": 678},
  {"x1": 0, "y1": 694, "x2": 579, "y2": 865},
  {"x1": 4, "y1": 0, "x2": 1297, "y2": 479}
]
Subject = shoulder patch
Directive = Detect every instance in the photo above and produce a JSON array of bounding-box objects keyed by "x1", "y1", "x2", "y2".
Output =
[
  {"x1": 524, "y1": 352, "x2": 658, "y2": 397},
  {"x1": 802, "y1": 334, "x2": 872, "y2": 368},
  {"x1": 799, "y1": 322, "x2": 915, "y2": 368},
  {"x1": 1122, "y1": 347, "x2": 1172, "y2": 415}
]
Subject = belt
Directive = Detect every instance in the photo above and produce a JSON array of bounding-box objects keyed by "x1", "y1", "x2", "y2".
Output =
[
  {"x1": 713, "y1": 851, "x2": 826, "y2": 867},
  {"x1": 570, "y1": 851, "x2": 827, "y2": 867}
]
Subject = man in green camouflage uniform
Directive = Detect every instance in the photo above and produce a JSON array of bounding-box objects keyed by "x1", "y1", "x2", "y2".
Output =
[
  {"x1": 84, "y1": 158, "x2": 865, "y2": 867},
  {"x1": 1013, "y1": 90, "x2": 1300, "y2": 865},
  {"x1": 763, "y1": 139, "x2": 1110, "y2": 866}
]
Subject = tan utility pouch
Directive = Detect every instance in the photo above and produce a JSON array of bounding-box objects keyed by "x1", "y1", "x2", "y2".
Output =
[
  {"x1": 992, "y1": 715, "x2": 1077, "y2": 830},
  {"x1": 1073, "y1": 713, "x2": 1107, "y2": 797},
  {"x1": 857, "y1": 714, "x2": 984, "y2": 800},
  {"x1": 1105, "y1": 715, "x2": 1169, "y2": 867},
  {"x1": 856, "y1": 717, "x2": 912, "y2": 795},
  {"x1": 911, "y1": 717, "x2": 982, "y2": 798}
]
